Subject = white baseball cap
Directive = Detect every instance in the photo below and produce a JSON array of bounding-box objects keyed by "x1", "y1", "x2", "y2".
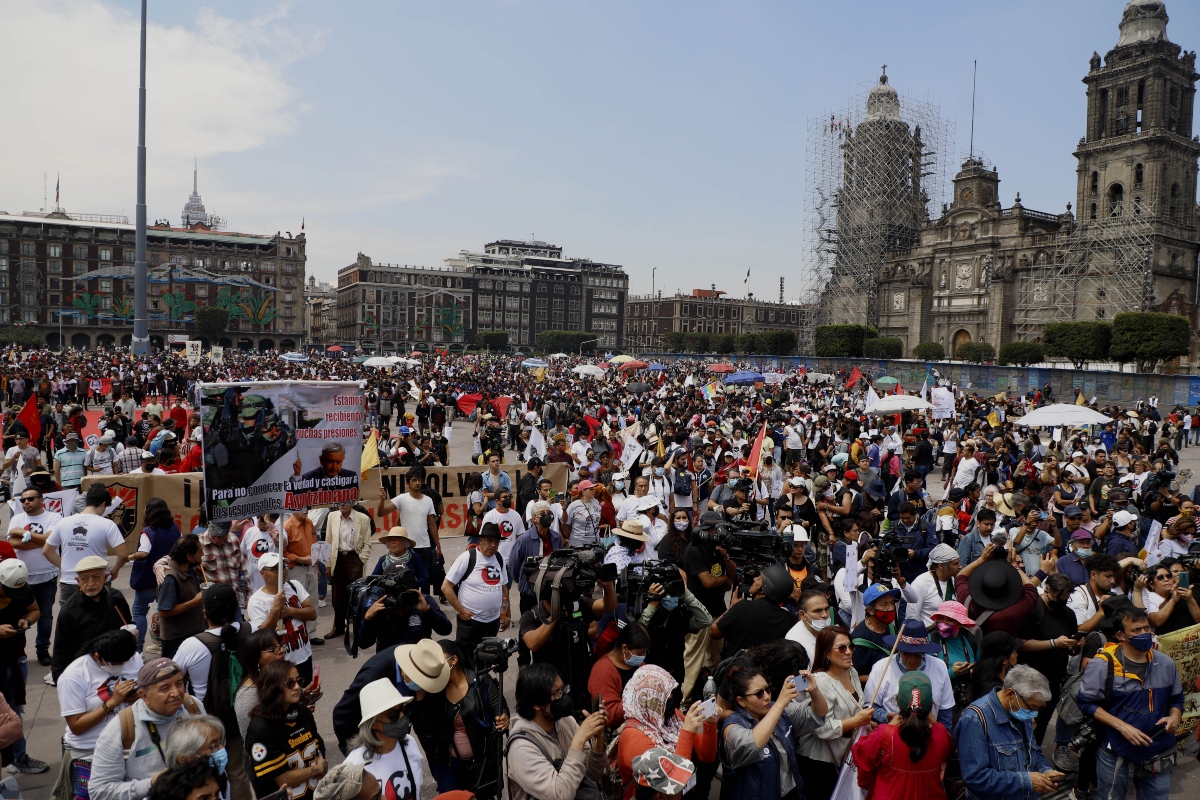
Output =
[
  {"x1": 1113, "y1": 510, "x2": 1138, "y2": 528},
  {"x1": 0, "y1": 560, "x2": 28, "y2": 589},
  {"x1": 257, "y1": 553, "x2": 281, "y2": 571}
]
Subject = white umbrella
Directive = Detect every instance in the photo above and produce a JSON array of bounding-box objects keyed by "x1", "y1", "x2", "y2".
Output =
[
  {"x1": 865, "y1": 395, "x2": 934, "y2": 415},
  {"x1": 280, "y1": 352, "x2": 309, "y2": 363},
  {"x1": 549, "y1": 352, "x2": 570, "y2": 360},
  {"x1": 1014, "y1": 403, "x2": 1114, "y2": 428},
  {"x1": 363, "y1": 356, "x2": 395, "y2": 368},
  {"x1": 572, "y1": 364, "x2": 607, "y2": 377}
]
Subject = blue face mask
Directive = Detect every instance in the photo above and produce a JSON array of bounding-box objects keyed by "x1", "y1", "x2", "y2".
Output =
[
  {"x1": 405, "y1": 679, "x2": 423, "y2": 693},
  {"x1": 1075, "y1": 548, "x2": 1093, "y2": 559},
  {"x1": 1128, "y1": 633, "x2": 1154, "y2": 652},
  {"x1": 661, "y1": 596, "x2": 680, "y2": 612},
  {"x1": 623, "y1": 650, "x2": 646, "y2": 668},
  {"x1": 1010, "y1": 695, "x2": 1038, "y2": 723},
  {"x1": 207, "y1": 748, "x2": 228, "y2": 775}
]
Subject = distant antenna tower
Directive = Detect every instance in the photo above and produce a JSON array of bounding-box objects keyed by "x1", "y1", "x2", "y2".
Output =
[{"x1": 779, "y1": 277, "x2": 785, "y2": 304}]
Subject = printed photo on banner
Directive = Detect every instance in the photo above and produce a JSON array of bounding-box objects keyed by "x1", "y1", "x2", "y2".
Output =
[{"x1": 199, "y1": 380, "x2": 365, "y2": 521}]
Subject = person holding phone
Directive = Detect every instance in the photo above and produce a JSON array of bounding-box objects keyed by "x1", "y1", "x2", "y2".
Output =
[
  {"x1": 1016, "y1": 573, "x2": 1078, "y2": 743},
  {"x1": 245, "y1": 660, "x2": 327, "y2": 800},
  {"x1": 1135, "y1": 562, "x2": 1200, "y2": 634}
]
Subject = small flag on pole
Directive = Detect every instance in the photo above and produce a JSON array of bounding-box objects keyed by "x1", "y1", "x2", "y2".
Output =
[
  {"x1": 55, "y1": 175, "x2": 60, "y2": 206},
  {"x1": 744, "y1": 267, "x2": 750, "y2": 285},
  {"x1": 301, "y1": 217, "x2": 305, "y2": 231}
]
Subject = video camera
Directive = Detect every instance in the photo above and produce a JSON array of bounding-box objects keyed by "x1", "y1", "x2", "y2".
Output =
[
  {"x1": 474, "y1": 637, "x2": 518, "y2": 674},
  {"x1": 864, "y1": 529, "x2": 911, "y2": 579},
  {"x1": 344, "y1": 568, "x2": 421, "y2": 657},
  {"x1": 618, "y1": 560, "x2": 685, "y2": 615},
  {"x1": 522, "y1": 547, "x2": 618, "y2": 623},
  {"x1": 695, "y1": 522, "x2": 791, "y2": 597},
  {"x1": 1179, "y1": 541, "x2": 1200, "y2": 570}
]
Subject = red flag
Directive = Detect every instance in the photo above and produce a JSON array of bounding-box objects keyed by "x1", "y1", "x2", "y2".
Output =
[
  {"x1": 845, "y1": 366, "x2": 864, "y2": 389},
  {"x1": 455, "y1": 393, "x2": 483, "y2": 415},
  {"x1": 584, "y1": 415, "x2": 602, "y2": 441},
  {"x1": 491, "y1": 396, "x2": 514, "y2": 420},
  {"x1": 16, "y1": 395, "x2": 39, "y2": 445},
  {"x1": 746, "y1": 424, "x2": 767, "y2": 478}
]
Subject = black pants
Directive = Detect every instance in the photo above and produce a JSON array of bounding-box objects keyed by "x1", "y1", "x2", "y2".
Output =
[
  {"x1": 330, "y1": 552, "x2": 364, "y2": 634},
  {"x1": 795, "y1": 754, "x2": 839, "y2": 800},
  {"x1": 517, "y1": 593, "x2": 537, "y2": 666},
  {"x1": 456, "y1": 617, "x2": 500, "y2": 669},
  {"x1": 294, "y1": 656, "x2": 313, "y2": 687}
]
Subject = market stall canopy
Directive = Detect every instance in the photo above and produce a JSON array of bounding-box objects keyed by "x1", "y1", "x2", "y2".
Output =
[
  {"x1": 326, "y1": 346, "x2": 344, "y2": 352},
  {"x1": 872, "y1": 376, "x2": 900, "y2": 389},
  {"x1": 548, "y1": 353, "x2": 570, "y2": 359},
  {"x1": 1014, "y1": 403, "x2": 1114, "y2": 428},
  {"x1": 865, "y1": 395, "x2": 934, "y2": 415},
  {"x1": 571, "y1": 364, "x2": 607, "y2": 377}
]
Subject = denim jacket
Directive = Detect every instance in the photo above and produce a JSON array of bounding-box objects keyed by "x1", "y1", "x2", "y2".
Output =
[{"x1": 952, "y1": 688, "x2": 1050, "y2": 800}]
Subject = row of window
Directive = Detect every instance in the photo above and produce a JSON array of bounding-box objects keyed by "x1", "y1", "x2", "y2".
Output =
[
  {"x1": 1, "y1": 244, "x2": 299, "y2": 274},
  {"x1": 592, "y1": 302, "x2": 619, "y2": 314}
]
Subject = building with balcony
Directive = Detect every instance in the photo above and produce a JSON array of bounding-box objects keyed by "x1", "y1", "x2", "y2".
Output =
[
  {"x1": 304, "y1": 275, "x2": 337, "y2": 347},
  {"x1": 624, "y1": 288, "x2": 811, "y2": 352}
]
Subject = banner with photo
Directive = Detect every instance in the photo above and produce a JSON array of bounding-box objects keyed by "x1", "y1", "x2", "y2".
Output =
[
  {"x1": 198, "y1": 381, "x2": 365, "y2": 522},
  {"x1": 1156, "y1": 622, "x2": 1200, "y2": 737}
]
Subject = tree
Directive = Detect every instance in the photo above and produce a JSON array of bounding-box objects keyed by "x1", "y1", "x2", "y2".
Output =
[
  {"x1": 661, "y1": 331, "x2": 686, "y2": 353},
  {"x1": 475, "y1": 330, "x2": 508, "y2": 350},
  {"x1": 1109, "y1": 311, "x2": 1191, "y2": 373},
  {"x1": 534, "y1": 330, "x2": 599, "y2": 354},
  {"x1": 863, "y1": 337, "x2": 903, "y2": 359},
  {"x1": 1042, "y1": 321, "x2": 1112, "y2": 369},
  {"x1": 998, "y1": 341, "x2": 1044, "y2": 366},
  {"x1": 734, "y1": 333, "x2": 758, "y2": 354},
  {"x1": 712, "y1": 333, "x2": 736, "y2": 354},
  {"x1": 954, "y1": 341, "x2": 995, "y2": 363},
  {"x1": 0, "y1": 327, "x2": 44, "y2": 348},
  {"x1": 814, "y1": 325, "x2": 878, "y2": 357},
  {"x1": 194, "y1": 305, "x2": 229, "y2": 342},
  {"x1": 686, "y1": 332, "x2": 711, "y2": 353},
  {"x1": 754, "y1": 329, "x2": 798, "y2": 356},
  {"x1": 911, "y1": 341, "x2": 945, "y2": 361}
]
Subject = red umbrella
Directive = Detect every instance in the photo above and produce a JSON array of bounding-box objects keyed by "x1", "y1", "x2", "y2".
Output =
[
  {"x1": 410, "y1": 350, "x2": 422, "y2": 357},
  {"x1": 326, "y1": 345, "x2": 344, "y2": 352},
  {"x1": 708, "y1": 363, "x2": 736, "y2": 374},
  {"x1": 597, "y1": 362, "x2": 611, "y2": 368},
  {"x1": 620, "y1": 360, "x2": 649, "y2": 370}
]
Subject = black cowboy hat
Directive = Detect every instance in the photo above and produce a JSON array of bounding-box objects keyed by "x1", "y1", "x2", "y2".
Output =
[{"x1": 966, "y1": 560, "x2": 1024, "y2": 611}]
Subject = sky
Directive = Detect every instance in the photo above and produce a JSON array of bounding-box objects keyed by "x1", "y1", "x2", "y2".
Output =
[{"x1": 1, "y1": 0, "x2": 1196, "y2": 300}]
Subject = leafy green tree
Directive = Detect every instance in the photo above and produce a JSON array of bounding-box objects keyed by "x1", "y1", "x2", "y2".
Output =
[
  {"x1": 194, "y1": 305, "x2": 229, "y2": 342},
  {"x1": 863, "y1": 337, "x2": 903, "y2": 359},
  {"x1": 814, "y1": 325, "x2": 877, "y2": 357},
  {"x1": 712, "y1": 333, "x2": 736, "y2": 354},
  {"x1": 685, "y1": 332, "x2": 711, "y2": 353},
  {"x1": 533, "y1": 330, "x2": 599, "y2": 354},
  {"x1": 955, "y1": 341, "x2": 995, "y2": 363},
  {"x1": 734, "y1": 333, "x2": 758, "y2": 354},
  {"x1": 1042, "y1": 321, "x2": 1112, "y2": 369},
  {"x1": 911, "y1": 341, "x2": 945, "y2": 361},
  {"x1": 0, "y1": 327, "x2": 44, "y2": 348},
  {"x1": 1109, "y1": 312, "x2": 1191, "y2": 373},
  {"x1": 998, "y1": 341, "x2": 1044, "y2": 366},
  {"x1": 475, "y1": 330, "x2": 509, "y2": 350},
  {"x1": 752, "y1": 329, "x2": 798, "y2": 356},
  {"x1": 661, "y1": 331, "x2": 686, "y2": 353}
]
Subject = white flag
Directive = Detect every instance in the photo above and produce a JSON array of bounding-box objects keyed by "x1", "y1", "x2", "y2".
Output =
[
  {"x1": 1144, "y1": 520, "x2": 1164, "y2": 566},
  {"x1": 525, "y1": 426, "x2": 546, "y2": 461},
  {"x1": 621, "y1": 436, "x2": 644, "y2": 471},
  {"x1": 864, "y1": 386, "x2": 881, "y2": 411},
  {"x1": 920, "y1": 379, "x2": 928, "y2": 402}
]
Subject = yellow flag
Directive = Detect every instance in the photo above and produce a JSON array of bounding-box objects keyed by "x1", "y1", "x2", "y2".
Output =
[
  {"x1": 1076, "y1": 391, "x2": 1086, "y2": 406},
  {"x1": 361, "y1": 429, "x2": 380, "y2": 478},
  {"x1": 534, "y1": 366, "x2": 547, "y2": 382},
  {"x1": 987, "y1": 411, "x2": 1000, "y2": 427}
]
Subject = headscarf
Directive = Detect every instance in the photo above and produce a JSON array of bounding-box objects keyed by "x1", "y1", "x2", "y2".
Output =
[{"x1": 621, "y1": 664, "x2": 684, "y2": 748}]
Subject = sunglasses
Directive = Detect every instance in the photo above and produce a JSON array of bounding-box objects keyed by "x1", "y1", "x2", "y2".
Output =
[
  {"x1": 741, "y1": 687, "x2": 771, "y2": 700},
  {"x1": 284, "y1": 678, "x2": 302, "y2": 689},
  {"x1": 833, "y1": 643, "x2": 853, "y2": 654},
  {"x1": 19, "y1": 497, "x2": 38, "y2": 503}
]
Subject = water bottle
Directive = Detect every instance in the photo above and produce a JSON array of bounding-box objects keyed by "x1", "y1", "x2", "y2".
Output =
[{"x1": 702, "y1": 676, "x2": 716, "y2": 701}]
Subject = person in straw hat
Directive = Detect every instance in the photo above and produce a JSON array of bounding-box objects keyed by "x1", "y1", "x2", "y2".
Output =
[
  {"x1": 603, "y1": 519, "x2": 650, "y2": 572},
  {"x1": 343, "y1": 678, "x2": 424, "y2": 800}
]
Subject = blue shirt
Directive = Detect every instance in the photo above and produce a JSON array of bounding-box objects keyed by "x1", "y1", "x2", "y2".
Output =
[
  {"x1": 54, "y1": 447, "x2": 86, "y2": 487},
  {"x1": 508, "y1": 525, "x2": 563, "y2": 597}
]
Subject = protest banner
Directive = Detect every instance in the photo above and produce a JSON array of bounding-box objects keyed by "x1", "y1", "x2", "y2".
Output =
[
  {"x1": 198, "y1": 381, "x2": 365, "y2": 522},
  {"x1": 1156, "y1": 622, "x2": 1200, "y2": 736},
  {"x1": 82, "y1": 473, "x2": 206, "y2": 550},
  {"x1": 360, "y1": 462, "x2": 569, "y2": 535}
]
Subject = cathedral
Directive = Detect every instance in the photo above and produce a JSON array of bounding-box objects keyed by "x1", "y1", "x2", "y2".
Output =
[{"x1": 873, "y1": 0, "x2": 1198, "y2": 357}]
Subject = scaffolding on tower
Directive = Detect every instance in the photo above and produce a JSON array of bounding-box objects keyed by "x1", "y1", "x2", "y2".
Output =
[{"x1": 800, "y1": 71, "x2": 953, "y2": 354}]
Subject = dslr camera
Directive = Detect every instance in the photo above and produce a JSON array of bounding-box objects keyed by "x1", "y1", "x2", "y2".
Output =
[
  {"x1": 696, "y1": 521, "x2": 790, "y2": 597},
  {"x1": 864, "y1": 529, "x2": 911, "y2": 578},
  {"x1": 618, "y1": 560, "x2": 686, "y2": 615}
]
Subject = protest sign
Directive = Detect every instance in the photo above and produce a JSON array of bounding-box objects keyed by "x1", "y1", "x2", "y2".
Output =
[
  {"x1": 199, "y1": 381, "x2": 364, "y2": 522},
  {"x1": 82, "y1": 473, "x2": 206, "y2": 550},
  {"x1": 360, "y1": 463, "x2": 569, "y2": 535},
  {"x1": 1156, "y1": 622, "x2": 1200, "y2": 736}
]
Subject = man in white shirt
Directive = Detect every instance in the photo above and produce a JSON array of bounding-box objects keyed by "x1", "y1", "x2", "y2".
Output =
[
  {"x1": 785, "y1": 589, "x2": 832, "y2": 664},
  {"x1": 377, "y1": 470, "x2": 441, "y2": 592},
  {"x1": 9, "y1": 486, "x2": 62, "y2": 664},
  {"x1": 905, "y1": 544, "x2": 961, "y2": 628},
  {"x1": 84, "y1": 434, "x2": 118, "y2": 476},
  {"x1": 441, "y1": 523, "x2": 510, "y2": 661},
  {"x1": 240, "y1": 516, "x2": 279, "y2": 595},
  {"x1": 635, "y1": 495, "x2": 668, "y2": 560},
  {"x1": 524, "y1": 478, "x2": 563, "y2": 538},
  {"x1": 952, "y1": 442, "x2": 981, "y2": 489},
  {"x1": 616, "y1": 475, "x2": 650, "y2": 523},
  {"x1": 43, "y1": 483, "x2": 129, "y2": 604},
  {"x1": 1067, "y1": 553, "x2": 1122, "y2": 633},
  {"x1": 863, "y1": 619, "x2": 956, "y2": 729},
  {"x1": 481, "y1": 487, "x2": 524, "y2": 566},
  {"x1": 246, "y1": 553, "x2": 317, "y2": 683},
  {"x1": 2, "y1": 432, "x2": 41, "y2": 495}
]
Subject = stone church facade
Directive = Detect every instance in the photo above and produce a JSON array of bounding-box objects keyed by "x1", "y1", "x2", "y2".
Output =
[{"x1": 876, "y1": 0, "x2": 1199, "y2": 357}]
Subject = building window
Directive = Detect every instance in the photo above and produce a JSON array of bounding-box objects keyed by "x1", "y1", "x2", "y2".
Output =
[
  {"x1": 99, "y1": 279, "x2": 112, "y2": 293},
  {"x1": 22, "y1": 243, "x2": 35, "y2": 256},
  {"x1": 261, "y1": 261, "x2": 276, "y2": 271},
  {"x1": 480, "y1": 280, "x2": 493, "y2": 290},
  {"x1": 196, "y1": 285, "x2": 208, "y2": 297},
  {"x1": 553, "y1": 285, "x2": 564, "y2": 294},
  {"x1": 1134, "y1": 164, "x2": 1144, "y2": 188},
  {"x1": 1108, "y1": 184, "x2": 1124, "y2": 217},
  {"x1": 49, "y1": 245, "x2": 61, "y2": 258},
  {"x1": 99, "y1": 248, "x2": 112, "y2": 261},
  {"x1": 74, "y1": 261, "x2": 88, "y2": 275},
  {"x1": 74, "y1": 246, "x2": 87, "y2": 259},
  {"x1": 284, "y1": 262, "x2": 295, "y2": 274}
]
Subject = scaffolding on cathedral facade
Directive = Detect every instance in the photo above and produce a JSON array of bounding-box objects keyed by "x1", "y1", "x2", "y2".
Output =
[
  {"x1": 800, "y1": 71, "x2": 953, "y2": 354},
  {"x1": 1011, "y1": 206, "x2": 1158, "y2": 340}
]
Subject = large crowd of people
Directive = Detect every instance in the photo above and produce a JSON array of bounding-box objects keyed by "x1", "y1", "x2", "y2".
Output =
[{"x1": 0, "y1": 344, "x2": 1195, "y2": 800}]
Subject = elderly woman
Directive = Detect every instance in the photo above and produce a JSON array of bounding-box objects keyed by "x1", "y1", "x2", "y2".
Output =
[
  {"x1": 616, "y1": 665, "x2": 716, "y2": 800},
  {"x1": 343, "y1": 679, "x2": 425, "y2": 800},
  {"x1": 1156, "y1": 512, "x2": 1196, "y2": 561},
  {"x1": 147, "y1": 761, "x2": 222, "y2": 800},
  {"x1": 161, "y1": 715, "x2": 231, "y2": 800},
  {"x1": 245, "y1": 660, "x2": 327, "y2": 800}
]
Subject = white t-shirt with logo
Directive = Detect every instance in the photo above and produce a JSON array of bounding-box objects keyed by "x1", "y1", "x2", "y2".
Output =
[
  {"x1": 9, "y1": 508, "x2": 62, "y2": 582},
  {"x1": 84, "y1": 447, "x2": 117, "y2": 475},
  {"x1": 391, "y1": 493, "x2": 436, "y2": 548},
  {"x1": 47, "y1": 513, "x2": 125, "y2": 584},
  {"x1": 58, "y1": 652, "x2": 144, "y2": 751},
  {"x1": 444, "y1": 549, "x2": 508, "y2": 623},
  {"x1": 241, "y1": 528, "x2": 277, "y2": 594},
  {"x1": 344, "y1": 736, "x2": 425, "y2": 800},
  {"x1": 482, "y1": 507, "x2": 524, "y2": 565},
  {"x1": 247, "y1": 581, "x2": 313, "y2": 667}
]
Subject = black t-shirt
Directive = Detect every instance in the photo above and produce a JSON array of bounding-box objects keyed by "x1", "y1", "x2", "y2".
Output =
[
  {"x1": 1017, "y1": 599, "x2": 1078, "y2": 683},
  {"x1": 520, "y1": 601, "x2": 596, "y2": 710},
  {"x1": 850, "y1": 620, "x2": 895, "y2": 679},
  {"x1": 715, "y1": 598, "x2": 796, "y2": 659},
  {"x1": 682, "y1": 544, "x2": 728, "y2": 616},
  {"x1": 246, "y1": 707, "x2": 326, "y2": 800}
]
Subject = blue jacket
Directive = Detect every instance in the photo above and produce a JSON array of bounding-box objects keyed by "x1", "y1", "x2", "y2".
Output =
[
  {"x1": 956, "y1": 526, "x2": 990, "y2": 566},
  {"x1": 719, "y1": 707, "x2": 801, "y2": 800},
  {"x1": 1076, "y1": 643, "x2": 1184, "y2": 762},
  {"x1": 891, "y1": 518, "x2": 937, "y2": 584},
  {"x1": 508, "y1": 525, "x2": 563, "y2": 598},
  {"x1": 371, "y1": 551, "x2": 429, "y2": 587},
  {"x1": 953, "y1": 687, "x2": 1051, "y2": 800}
]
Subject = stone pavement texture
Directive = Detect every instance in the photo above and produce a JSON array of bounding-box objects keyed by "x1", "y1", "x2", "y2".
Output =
[{"x1": 14, "y1": 416, "x2": 1200, "y2": 799}]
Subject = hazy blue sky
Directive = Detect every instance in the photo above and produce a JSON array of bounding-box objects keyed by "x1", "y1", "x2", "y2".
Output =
[{"x1": 2, "y1": 0, "x2": 1196, "y2": 298}]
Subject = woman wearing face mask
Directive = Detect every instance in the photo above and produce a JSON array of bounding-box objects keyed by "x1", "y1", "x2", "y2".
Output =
[
  {"x1": 589, "y1": 622, "x2": 652, "y2": 727},
  {"x1": 344, "y1": 679, "x2": 425, "y2": 800},
  {"x1": 245, "y1": 660, "x2": 327, "y2": 800},
  {"x1": 801, "y1": 627, "x2": 875, "y2": 800},
  {"x1": 234, "y1": 630, "x2": 285, "y2": 740},
  {"x1": 55, "y1": 630, "x2": 141, "y2": 799},
  {"x1": 966, "y1": 632, "x2": 1019, "y2": 704},
  {"x1": 506, "y1": 663, "x2": 607, "y2": 800},
  {"x1": 660, "y1": 510, "x2": 692, "y2": 566},
  {"x1": 161, "y1": 715, "x2": 231, "y2": 800},
  {"x1": 609, "y1": 472, "x2": 629, "y2": 513},
  {"x1": 927, "y1": 601, "x2": 978, "y2": 712},
  {"x1": 603, "y1": 519, "x2": 651, "y2": 573},
  {"x1": 636, "y1": 497, "x2": 668, "y2": 560},
  {"x1": 1155, "y1": 513, "x2": 1196, "y2": 561},
  {"x1": 147, "y1": 761, "x2": 222, "y2": 800},
  {"x1": 407, "y1": 640, "x2": 508, "y2": 797},
  {"x1": 617, "y1": 664, "x2": 716, "y2": 800}
]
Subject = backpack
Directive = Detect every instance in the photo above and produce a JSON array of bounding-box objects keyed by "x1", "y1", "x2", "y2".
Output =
[
  {"x1": 672, "y1": 469, "x2": 693, "y2": 497},
  {"x1": 455, "y1": 548, "x2": 505, "y2": 592},
  {"x1": 193, "y1": 624, "x2": 254, "y2": 733},
  {"x1": 119, "y1": 695, "x2": 201, "y2": 752}
]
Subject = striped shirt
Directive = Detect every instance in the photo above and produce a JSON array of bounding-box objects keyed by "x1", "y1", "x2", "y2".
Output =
[{"x1": 54, "y1": 447, "x2": 86, "y2": 488}]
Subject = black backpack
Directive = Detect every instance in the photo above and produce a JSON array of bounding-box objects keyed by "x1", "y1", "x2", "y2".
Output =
[
  {"x1": 193, "y1": 623, "x2": 253, "y2": 733},
  {"x1": 456, "y1": 548, "x2": 505, "y2": 591},
  {"x1": 672, "y1": 468, "x2": 693, "y2": 497}
]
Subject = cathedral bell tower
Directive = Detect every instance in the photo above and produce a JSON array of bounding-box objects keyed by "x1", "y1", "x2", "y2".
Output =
[
  {"x1": 1074, "y1": 0, "x2": 1198, "y2": 230},
  {"x1": 951, "y1": 157, "x2": 1000, "y2": 209}
]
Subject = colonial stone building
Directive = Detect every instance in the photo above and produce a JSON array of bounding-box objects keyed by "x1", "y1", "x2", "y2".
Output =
[{"x1": 876, "y1": 0, "x2": 1198, "y2": 357}]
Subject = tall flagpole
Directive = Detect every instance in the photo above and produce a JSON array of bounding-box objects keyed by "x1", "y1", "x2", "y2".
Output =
[{"x1": 133, "y1": 0, "x2": 150, "y2": 355}]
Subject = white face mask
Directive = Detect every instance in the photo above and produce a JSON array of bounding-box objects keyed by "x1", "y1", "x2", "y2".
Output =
[
  {"x1": 806, "y1": 615, "x2": 831, "y2": 631},
  {"x1": 99, "y1": 661, "x2": 125, "y2": 678}
]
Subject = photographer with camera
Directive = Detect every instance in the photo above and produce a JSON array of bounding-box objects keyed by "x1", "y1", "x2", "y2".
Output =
[
  {"x1": 519, "y1": 546, "x2": 617, "y2": 711},
  {"x1": 721, "y1": 477, "x2": 762, "y2": 525},
  {"x1": 680, "y1": 512, "x2": 737, "y2": 698},
  {"x1": 358, "y1": 559, "x2": 452, "y2": 651},
  {"x1": 442, "y1": 523, "x2": 511, "y2": 662},
  {"x1": 708, "y1": 564, "x2": 798, "y2": 660},
  {"x1": 889, "y1": 501, "x2": 939, "y2": 588},
  {"x1": 634, "y1": 564, "x2": 712, "y2": 688},
  {"x1": 1133, "y1": 561, "x2": 1200, "y2": 634}
]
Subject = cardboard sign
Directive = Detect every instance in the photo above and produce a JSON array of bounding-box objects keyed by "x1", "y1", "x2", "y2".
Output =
[
  {"x1": 1156, "y1": 622, "x2": 1200, "y2": 736},
  {"x1": 82, "y1": 473, "x2": 207, "y2": 550},
  {"x1": 210, "y1": 346, "x2": 224, "y2": 364}
]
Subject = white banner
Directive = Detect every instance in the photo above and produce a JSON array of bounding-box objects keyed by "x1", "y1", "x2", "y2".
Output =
[
  {"x1": 200, "y1": 381, "x2": 365, "y2": 521},
  {"x1": 931, "y1": 386, "x2": 955, "y2": 419},
  {"x1": 209, "y1": 346, "x2": 224, "y2": 364},
  {"x1": 186, "y1": 340, "x2": 202, "y2": 366}
]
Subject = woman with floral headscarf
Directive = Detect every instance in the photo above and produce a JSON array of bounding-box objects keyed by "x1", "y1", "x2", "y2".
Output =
[{"x1": 616, "y1": 665, "x2": 717, "y2": 800}]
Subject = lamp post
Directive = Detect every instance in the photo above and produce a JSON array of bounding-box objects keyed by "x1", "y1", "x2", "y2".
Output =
[
  {"x1": 579, "y1": 338, "x2": 599, "y2": 357},
  {"x1": 132, "y1": 0, "x2": 149, "y2": 355}
]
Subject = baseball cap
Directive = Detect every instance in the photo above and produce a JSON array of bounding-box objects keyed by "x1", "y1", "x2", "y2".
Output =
[
  {"x1": 0, "y1": 560, "x2": 27, "y2": 589},
  {"x1": 577, "y1": 480, "x2": 596, "y2": 491},
  {"x1": 1070, "y1": 529, "x2": 1094, "y2": 542},
  {"x1": 137, "y1": 658, "x2": 182, "y2": 690},
  {"x1": 65, "y1": 433, "x2": 81, "y2": 442},
  {"x1": 948, "y1": 487, "x2": 966, "y2": 502},
  {"x1": 863, "y1": 583, "x2": 901, "y2": 607},
  {"x1": 1063, "y1": 505, "x2": 1083, "y2": 518},
  {"x1": 257, "y1": 553, "x2": 282, "y2": 571},
  {"x1": 697, "y1": 511, "x2": 724, "y2": 530},
  {"x1": 1113, "y1": 510, "x2": 1137, "y2": 528},
  {"x1": 843, "y1": 469, "x2": 859, "y2": 482},
  {"x1": 897, "y1": 671, "x2": 934, "y2": 717}
]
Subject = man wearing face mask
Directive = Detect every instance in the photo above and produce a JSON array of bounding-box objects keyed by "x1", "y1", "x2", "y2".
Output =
[
  {"x1": 481, "y1": 488, "x2": 524, "y2": 565},
  {"x1": 648, "y1": 457, "x2": 672, "y2": 509},
  {"x1": 52, "y1": 555, "x2": 134, "y2": 682},
  {"x1": 1078, "y1": 605, "x2": 1184, "y2": 800},
  {"x1": 1057, "y1": 528, "x2": 1097, "y2": 586},
  {"x1": 639, "y1": 575, "x2": 712, "y2": 690},
  {"x1": 784, "y1": 589, "x2": 832, "y2": 665},
  {"x1": 850, "y1": 584, "x2": 901, "y2": 684}
]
